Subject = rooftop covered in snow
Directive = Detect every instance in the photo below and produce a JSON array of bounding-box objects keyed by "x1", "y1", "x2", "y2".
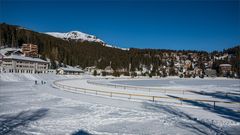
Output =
[
  {"x1": 58, "y1": 67, "x2": 84, "y2": 72},
  {"x1": 219, "y1": 64, "x2": 232, "y2": 67},
  {"x1": 3, "y1": 55, "x2": 49, "y2": 63}
]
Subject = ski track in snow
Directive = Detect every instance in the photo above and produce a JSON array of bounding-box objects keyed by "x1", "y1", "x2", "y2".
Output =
[{"x1": 0, "y1": 74, "x2": 240, "y2": 135}]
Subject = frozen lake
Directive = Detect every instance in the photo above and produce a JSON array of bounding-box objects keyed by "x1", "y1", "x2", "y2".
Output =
[
  {"x1": 111, "y1": 78, "x2": 240, "y2": 89},
  {"x1": 1, "y1": 74, "x2": 240, "y2": 135}
]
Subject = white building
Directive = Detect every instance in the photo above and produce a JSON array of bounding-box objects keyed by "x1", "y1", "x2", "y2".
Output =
[
  {"x1": 48, "y1": 69, "x2": 56, "y2": 74},
  {"x1": 104, "y1": 66, "x2": 114, "y2": 74},
  {"x1": 57, "y1": 67, "x2": 84, "y2": 75},
  {"x1": 85, "y1": 66, "x2": 97, "y2": 73},
  {"x1": 1, "y1": 55, "x2": 49, "y2": 73}
]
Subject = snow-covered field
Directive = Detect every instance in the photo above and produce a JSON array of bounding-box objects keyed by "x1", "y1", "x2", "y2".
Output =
[{"x1": 0, "y1": 73, "x2": 240, "y2": 135}]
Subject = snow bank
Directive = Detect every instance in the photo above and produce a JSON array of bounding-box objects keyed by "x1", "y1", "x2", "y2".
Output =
[
  {"x1": 0, "y1": 73, "x2": 82, "y2": 82},
  {"x1": 0, "y1": 73, "x2": 41, "y2": 82}
]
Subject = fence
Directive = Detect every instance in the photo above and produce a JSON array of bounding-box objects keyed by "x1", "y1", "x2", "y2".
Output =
[
  {"x1": 87, "y1": 80, "x2": 240, "y2": 97},
  {"x1": 87, "y1": 80, "x2": 192, "y2": 94},
  {"x1": 53, "y1": 80, "x2": 240, "y2": 111}
]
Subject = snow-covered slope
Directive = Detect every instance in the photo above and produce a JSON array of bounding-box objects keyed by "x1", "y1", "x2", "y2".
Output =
[
  {"x1": 45, "y1": 31, "x2": 104, "y2": 43},
  {"x1": 45, "y1": 31, "x2": 129, "y2": 50}
]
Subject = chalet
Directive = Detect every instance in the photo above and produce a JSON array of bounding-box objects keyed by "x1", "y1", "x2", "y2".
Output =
[
  {"x1": 104, "y1": 66, "x2": 114, "y2": 74},
  {"x1": 219, "y1": 64, "x2": 232, "y2": 76},
  {"x1": 205, "y1": 69, "x2": 217, "y2": 77},
  {"x1": 193, "y1": 67, "x2": 203, "y2": 76},
  {"x1": 115, "y1": 68, "x2": 128, "y2": 73},
  {"x1": 85, "y1": 66, "x2": 97, "y2": 73},
  {"x1": 57, "y1": 67, "x2": 83, "y2": 75},
  {"x1": 184, "y1": 60, "x2": 192, "y2": 68}
]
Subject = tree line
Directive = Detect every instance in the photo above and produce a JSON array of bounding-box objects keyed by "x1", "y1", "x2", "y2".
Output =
[{"x1": 0, "y1": 23, "x2": 239, "y2": 76}]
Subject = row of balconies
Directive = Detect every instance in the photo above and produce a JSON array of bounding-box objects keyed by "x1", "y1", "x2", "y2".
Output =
[{"x1": 6, "y1": 68, "x2": 46, "y2": 74}]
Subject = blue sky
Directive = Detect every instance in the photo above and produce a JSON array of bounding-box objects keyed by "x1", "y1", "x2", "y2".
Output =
[{"x1": 0, "y1": 0, "x2": 239, "y2": 51}]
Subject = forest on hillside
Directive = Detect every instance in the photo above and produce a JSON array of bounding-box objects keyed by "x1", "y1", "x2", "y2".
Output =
[{"x1": 0, "y1": 23, "x2": 239, "y2": 76}]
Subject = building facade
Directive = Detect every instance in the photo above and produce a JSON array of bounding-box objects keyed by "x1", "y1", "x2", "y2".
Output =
[
  {"x1": 57, "y1": 67, "x2": 83, "y2": 75},
  {"x1": 1, "y1": 55, "x2": 49, "y2": 74},
  {"x1": 22, "y1": 43, "x2": 38, "y2": 57},
  {"x1": 219, "y1": 64, "x2": 232, "y2": 76}
]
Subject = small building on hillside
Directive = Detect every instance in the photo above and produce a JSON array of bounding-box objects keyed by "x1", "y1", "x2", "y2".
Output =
[
  {"x1": 219, "y1": 64, "x2": 232, "y2": 76},
  {"x1": 57, "y1": 67, "x2": 84, "y2": 75},
  {"x1": 115, "y1": 68, "x2": 128, "y2": 73},
  {"x1": 193, "y1": 67, "x2": 203, "y2": 76},
  {"x1": 85, "y1": 66, "x2": 97, "y2": 73},
  {"x1": 104, "y1": 66, "x2": 114, "y2": 74},
  {"x1": 205, "y1": 69, "x2": 217, "y2": 77}
]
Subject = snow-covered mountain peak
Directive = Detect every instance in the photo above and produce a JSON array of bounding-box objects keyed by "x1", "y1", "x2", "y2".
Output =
[
  {"x1": 45, "y1": 31, "x2": 104, "y2": 43},
  {"x1": 45, "y1": 31, "x2": 129, "y2": 50}
]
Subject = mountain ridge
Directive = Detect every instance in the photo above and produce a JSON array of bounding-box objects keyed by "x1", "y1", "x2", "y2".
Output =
[
  {"x1": 45, "y1": 31, "x2": 104, "y2": 43},
  {"x1": 45, "y1": 31, "x2": 129, "y2": 50},
  {"x1": 0, "y1": 23, "x2": 239, "y2": 76}
]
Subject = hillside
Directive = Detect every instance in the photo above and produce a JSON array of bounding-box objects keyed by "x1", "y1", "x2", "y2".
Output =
[
  {"x1": 0, "y1": 23, "x2": 239, "y2": 76},
  {"x1": 45, "y1": 31, "x2": 128, "y2": 50},
  {"x1": 0, "y1": 23, "x2": 129, "y2": 69},
  {"x1": 45, "y1": 31, "x2": 104, "y2": 43}
]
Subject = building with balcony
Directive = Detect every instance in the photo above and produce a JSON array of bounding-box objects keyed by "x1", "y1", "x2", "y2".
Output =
[
  {"x1": 22, "y1": 43, "x2": 38, "y2": 57},
  {"x1": 1, "y1": 55, "x2": 49, "y2": 74},
  {"x1": 219, "y1": 64, "x2": 232, "y2": 76}
]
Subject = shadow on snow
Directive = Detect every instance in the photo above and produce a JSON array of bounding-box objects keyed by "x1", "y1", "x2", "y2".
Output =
[
  {"x1": 0, "y1": 108, "x2": 49, "y2": 135},
  {"x1": 167, "y1": 95, "x2": 240, "y2": 122},
  {"x1": 72, "y1": 129, "x2": 92, "y2": 135},
  {"x1": 142, "y1": 102, "x2": 228, "y2": 135},
  {"x1": 189, "y1": 91, "x2": 240, "y2": 102}
]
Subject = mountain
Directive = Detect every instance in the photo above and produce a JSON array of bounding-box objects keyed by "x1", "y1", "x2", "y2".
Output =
[
  {"x1": 45, "y1": 31, "x2": 104, "y2": 43},
  {"x1": 45, "y1": 31, "x2": 129, "y2": 50},
  {"x1": 0, "y1": 23, "x2": 129, "y2": 69},
  {"x1": 0, "y1": 23, "x2": 239, "y2": 76}
]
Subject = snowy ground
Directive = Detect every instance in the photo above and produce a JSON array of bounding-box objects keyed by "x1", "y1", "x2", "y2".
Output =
[
  {"x1": 56, "y1": 78, "x2": 240, "y2": 110},
  {"x1": 0, "y1": 73, "x2": 240, "y2": 135}
]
